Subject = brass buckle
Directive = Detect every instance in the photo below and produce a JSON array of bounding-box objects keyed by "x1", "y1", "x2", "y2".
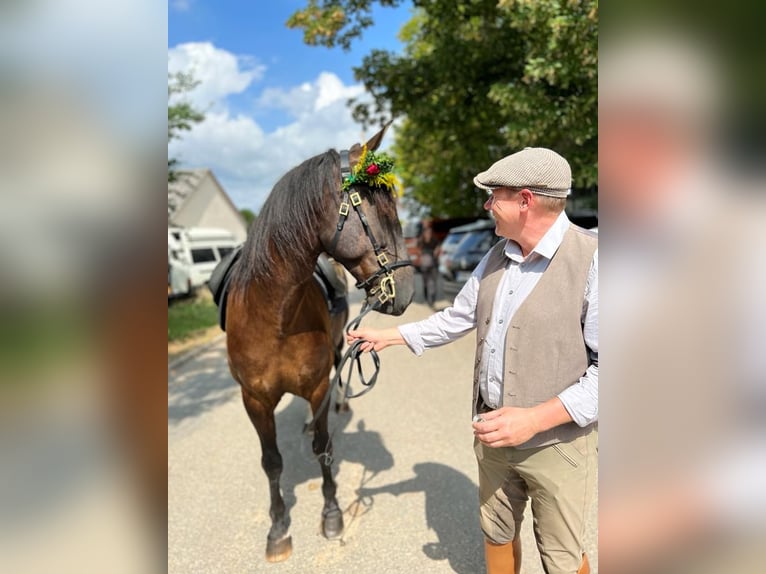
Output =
[
  {"x1": 378, "y1": 273, "x2": 396, "y2": 304},
  {"x1": 339, "y1": 202, "x2": 350, "y2": 216},
  {"x1": 350, "y1": 192, "x2": 362, "y2": 206},
  {"x1": 376, "y1": 253, "x2": 389, "y2": 266}
]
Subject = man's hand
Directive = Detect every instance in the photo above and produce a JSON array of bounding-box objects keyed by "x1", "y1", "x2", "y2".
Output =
[
  {"x1": 473, "y1": 398, "x2": 574, "y2": 447},
  {"x1": 472, "y1": 407, "x2": 541, "y2": 447},
  {"x1": 347, "y1": 327, "x2": 404, "y2": 353}
]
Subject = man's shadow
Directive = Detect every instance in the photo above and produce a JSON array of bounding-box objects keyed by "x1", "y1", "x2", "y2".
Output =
[{"x1": 357, "y1": 462, "x2": 485, "y2": 574}]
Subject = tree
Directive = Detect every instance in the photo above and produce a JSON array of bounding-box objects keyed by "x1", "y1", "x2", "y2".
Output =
[
  {"x1": 240, "y1": 208, "x2": 257, "y2": 228},
  {"x1": 289, "y1": 0, "x2": 597, "y2": 217},
  {"x1": 168, "y1": 71, "x2": 205, "y2": 182}
]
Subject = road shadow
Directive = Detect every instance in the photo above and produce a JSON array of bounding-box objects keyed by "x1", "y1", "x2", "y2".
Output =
[
  {"x1": 272, "y1": 396, "x2": 396, "y2": 525},
  {"x1": 357, "y1": 462, "x2": 484, "y2": 574},
  {"x1": 167, "y1": 344, "x2": 239, "y2": 424}
]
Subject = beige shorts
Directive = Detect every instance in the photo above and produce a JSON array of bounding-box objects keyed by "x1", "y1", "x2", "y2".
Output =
[{"x1": 475, "y1": 429, "x2": 597, "y2": 574}]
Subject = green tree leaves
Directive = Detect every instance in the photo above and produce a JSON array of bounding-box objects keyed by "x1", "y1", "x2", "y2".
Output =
[
  {"x1": 290, "y1": 0, "x2": 597, "y2": 216},
  {"x1": 168, "y1": 71, "x2": 205, "y2": 181}
]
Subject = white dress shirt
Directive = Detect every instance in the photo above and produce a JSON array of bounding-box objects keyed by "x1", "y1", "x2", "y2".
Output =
[{"x1": 398, "y1": 212, "x2": 598, "y2": 427}]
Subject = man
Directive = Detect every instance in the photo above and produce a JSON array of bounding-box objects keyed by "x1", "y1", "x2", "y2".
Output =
[{"x1": 348, "y1": 147, "x2": 597, "y2": 574}]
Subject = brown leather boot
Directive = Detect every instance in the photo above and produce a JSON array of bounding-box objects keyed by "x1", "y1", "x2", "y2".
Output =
[
  {"x1": 577, "y1": 553, "x2": 590, "y2": 574},
  {"x1": 484, "y1": 538, "x2": 521, "y2": 574}
]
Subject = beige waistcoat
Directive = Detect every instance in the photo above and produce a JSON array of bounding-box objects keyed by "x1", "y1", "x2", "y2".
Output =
[{"x1": 473, "y1": 225, "x2": 598, "y2": 449}]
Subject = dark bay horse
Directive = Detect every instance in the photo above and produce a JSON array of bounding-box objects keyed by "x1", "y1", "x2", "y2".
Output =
[{"x1": 225, "y1": 125, "x2": 414, "y2": 562}]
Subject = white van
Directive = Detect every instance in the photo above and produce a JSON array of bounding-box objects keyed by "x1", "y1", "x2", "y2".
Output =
[{"x1": 168, "y1": 226, "x2": 239, "y2": 296}]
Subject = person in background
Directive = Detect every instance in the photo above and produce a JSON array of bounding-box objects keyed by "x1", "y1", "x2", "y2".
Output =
[{"x1": 418, "y1": 224, "x2": 441, "y2": 308}]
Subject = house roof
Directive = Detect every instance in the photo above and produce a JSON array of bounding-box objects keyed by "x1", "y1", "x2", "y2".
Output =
[{"x1": 168, "y1": 168, "x2": 208, "y2": 221}]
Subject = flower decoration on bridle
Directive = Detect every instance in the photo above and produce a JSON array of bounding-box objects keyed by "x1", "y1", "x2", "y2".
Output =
[{"x1": 341, "y1": 145, "x2": 401, "y2": 195}]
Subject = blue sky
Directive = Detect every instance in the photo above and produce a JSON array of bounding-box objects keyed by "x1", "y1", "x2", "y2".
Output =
[{"x1": 169, "y1": 0, "x2": 412, "y2": 211}]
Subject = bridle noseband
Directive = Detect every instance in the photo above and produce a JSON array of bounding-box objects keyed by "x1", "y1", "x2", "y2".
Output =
[{"x1": 328, "y1": 149, "x2": 412, "y2": 306}]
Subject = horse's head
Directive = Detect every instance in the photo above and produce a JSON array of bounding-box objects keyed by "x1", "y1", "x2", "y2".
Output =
[{"x1": 320, "y1": 123, "x2": 414, "y2": 316}]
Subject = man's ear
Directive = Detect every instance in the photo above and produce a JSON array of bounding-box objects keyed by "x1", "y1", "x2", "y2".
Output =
[{"x1": 519, "y1": 189, "x2": 533, "y2": 209}]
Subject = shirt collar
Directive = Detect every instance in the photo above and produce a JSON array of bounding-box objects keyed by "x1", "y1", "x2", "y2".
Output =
[{"x1": 503, "y1": 211, "x2": 571, "y2": 263}]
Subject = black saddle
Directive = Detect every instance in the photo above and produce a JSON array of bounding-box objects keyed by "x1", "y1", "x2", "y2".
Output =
[{"x1": 208, "y1": 248, "x2": 348, "y2": 332}]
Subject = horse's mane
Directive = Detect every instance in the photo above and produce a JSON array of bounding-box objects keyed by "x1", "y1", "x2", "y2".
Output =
[{"x1": 231, "y1": 149, "x2": 339, "y2": 290}]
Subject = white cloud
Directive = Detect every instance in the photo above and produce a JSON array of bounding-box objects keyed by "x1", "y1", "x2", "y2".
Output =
[
  {"x1": 169, "y1": 45, "x2": 379, "y2": 212},
  {"x1": 258, "y1": 72, "x2": 366, "y2": 116},
  {"x1": 168, "y1": 42, "x2": 265, "y2": 111}
]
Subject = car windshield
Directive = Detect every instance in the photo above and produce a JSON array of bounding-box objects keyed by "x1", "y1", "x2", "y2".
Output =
[
  {"x1": 443, "y1": 232, "x2": 466, "y2": 246},
  {"x1": 457, "y1": 230, "x2": 495, "y2": 253}
]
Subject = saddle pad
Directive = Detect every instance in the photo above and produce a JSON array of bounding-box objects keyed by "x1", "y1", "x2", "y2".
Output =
[{"x1": 208, "y1": 244, "x2": 243, "y2": 331}]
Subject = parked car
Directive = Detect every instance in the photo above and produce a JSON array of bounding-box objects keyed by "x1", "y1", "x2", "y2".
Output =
[
  {"x1": 438, "y1": 219, "x2": 490, "y2": 276},
  {"x1": 403, "y1": 216, "x2": 479, "y2": 270},
  {"x1": 441, "y1": 220, "x2": 502, "y2": 295},
  {"x1": 567, "y1": 209, "x2": 598, "y2": 230},
  {"x1": 168, "y1": 226, "x2": 239, "y2": 297}
]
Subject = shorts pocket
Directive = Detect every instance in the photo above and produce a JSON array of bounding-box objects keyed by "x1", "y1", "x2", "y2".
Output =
[{"x1": 552, "y1": 443, "x2": 579, "y2": 468}]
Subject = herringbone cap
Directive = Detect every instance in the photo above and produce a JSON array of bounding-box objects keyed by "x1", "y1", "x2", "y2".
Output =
[{"x1": 473, "y1": 147, "x2": 572, "y2": 198}]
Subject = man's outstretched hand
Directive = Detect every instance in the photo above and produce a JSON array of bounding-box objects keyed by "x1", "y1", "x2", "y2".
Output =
[{"x1": 346, "y1": 327, "x2": 405, "y2": 353}]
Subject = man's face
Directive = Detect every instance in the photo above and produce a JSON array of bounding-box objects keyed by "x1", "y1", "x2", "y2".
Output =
[{"x1": 484, "y1": 187, "x2": 521, "y2": 238}]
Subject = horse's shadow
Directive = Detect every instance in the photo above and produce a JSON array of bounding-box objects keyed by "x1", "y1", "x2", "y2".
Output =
[
  {"x1": 357, "y1": 462, "x2": 484, "y2": 574},
  {"x1": 273, "y1": 396, "x2": 395, "y2": 522}
]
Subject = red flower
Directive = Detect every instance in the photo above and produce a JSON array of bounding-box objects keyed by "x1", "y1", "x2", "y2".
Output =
[{"x1": 366, "y1": 164, "x2": 380, "y2": 176}]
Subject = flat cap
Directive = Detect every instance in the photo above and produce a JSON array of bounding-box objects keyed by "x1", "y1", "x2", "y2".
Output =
[{"x1": 473, "y1": 147, "x2": 572, "y2": 198}]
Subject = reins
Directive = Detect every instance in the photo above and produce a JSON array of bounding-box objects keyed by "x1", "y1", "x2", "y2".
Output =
[{"x1": 307, "y1": 299, "x2": 381, "y2": 441}]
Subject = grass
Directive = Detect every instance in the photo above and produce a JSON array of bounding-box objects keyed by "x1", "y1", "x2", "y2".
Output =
[{"x1": 168, "y1": 292, "x2": 219, "y2": 342}]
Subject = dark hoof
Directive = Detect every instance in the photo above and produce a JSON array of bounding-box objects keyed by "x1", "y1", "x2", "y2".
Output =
[
  {"x1": 322, "y1": 509, "x2": 344, "y2": 539},
  {"x1": 334, "y1": 402, "x2": 350, "y2": 414},
  {"x1": 265, "y1": 534, "x2": 292, "y2": 562}
]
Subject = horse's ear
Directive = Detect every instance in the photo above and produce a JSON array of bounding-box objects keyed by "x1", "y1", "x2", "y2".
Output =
[
  {"x1": 364, "y1": 120, "x2": 392, "y2": 152},
  {"x1": 348, "y1": 120, "x2": 392, "y2": 166}
]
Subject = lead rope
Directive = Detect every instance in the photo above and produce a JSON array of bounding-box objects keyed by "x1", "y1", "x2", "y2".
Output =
[{"x1": 309, "y1": 301, "x2": 379, "y2": 429}]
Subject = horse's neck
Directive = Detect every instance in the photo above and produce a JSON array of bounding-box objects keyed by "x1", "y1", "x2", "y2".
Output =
[{"x1": 248, "y1": 255, "x2": 318, "y2": 325}]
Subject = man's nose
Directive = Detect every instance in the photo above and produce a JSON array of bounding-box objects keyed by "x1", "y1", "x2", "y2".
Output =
[{"x1": 484, "y1": 197, "x2": 493, "y2": 211}]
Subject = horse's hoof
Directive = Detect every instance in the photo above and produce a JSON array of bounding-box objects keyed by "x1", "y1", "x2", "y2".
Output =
[
  {"x1": 265, "y1": 535, "x2": 292, "y2": 562},
  {"x1": 334, "y1": 402, "x2": 350, "y2": 414},
  {"x1": 322, "y1": 509, "x2": 344, "y2": 539}
]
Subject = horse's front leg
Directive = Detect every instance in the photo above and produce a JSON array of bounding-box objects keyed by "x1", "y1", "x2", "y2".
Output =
[
  {"x1": 241, "y1": 388, "x2": 292, "y2": 562},
  {"x1": 309, "y1": 381, "x2": 344, "y2": 539}
]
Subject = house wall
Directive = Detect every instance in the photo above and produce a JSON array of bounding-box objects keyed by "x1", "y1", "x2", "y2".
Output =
[{"x1": 172, "y1": 173, "x2": 248, "y2": 242}]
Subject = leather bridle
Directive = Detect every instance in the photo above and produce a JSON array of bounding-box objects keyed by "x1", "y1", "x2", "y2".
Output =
[
  {"x1": 306, "y1": 149, "x2": 413, "y2": 444},
  {"x1": 328, "y1": 149, "x2": 412, "y2": 306}
]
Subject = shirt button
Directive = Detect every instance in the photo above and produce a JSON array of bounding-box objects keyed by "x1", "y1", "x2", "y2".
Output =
[
  {"x1": 508, "y1": 290, "x2": 514, "y2": 294},
  {"x1": 490, "y1": 348, "x2": 496, "y2": 354},
  {"x1": 498, "y1": 319, "x2": 504, "y2": 324},
  {"x1": 489, "y1": 377, "x2": 495, "y2": 382}
]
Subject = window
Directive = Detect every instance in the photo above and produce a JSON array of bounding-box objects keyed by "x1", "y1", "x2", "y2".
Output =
[
  {"x1": 191, "y1": 248, "x2": 216, "y2": 263},
  {"x1": 217, "y1": 246, "x2": 234, "y2": 258}
]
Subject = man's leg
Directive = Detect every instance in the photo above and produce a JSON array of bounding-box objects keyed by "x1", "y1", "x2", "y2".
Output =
[
  {"x1": 485, "y1": 537, "x2": 522, "y2": 574},
  {"x1": 475, "y1": 438, "x2": 528, "y2": 573},
  {"x1": 513, "y1": 430, "x2": 597, "y2": 574}
]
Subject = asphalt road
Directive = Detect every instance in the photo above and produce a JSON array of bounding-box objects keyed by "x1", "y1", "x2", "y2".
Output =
[{"x1": 168, "y1": 276, "x2": 598, "y2": 573}]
